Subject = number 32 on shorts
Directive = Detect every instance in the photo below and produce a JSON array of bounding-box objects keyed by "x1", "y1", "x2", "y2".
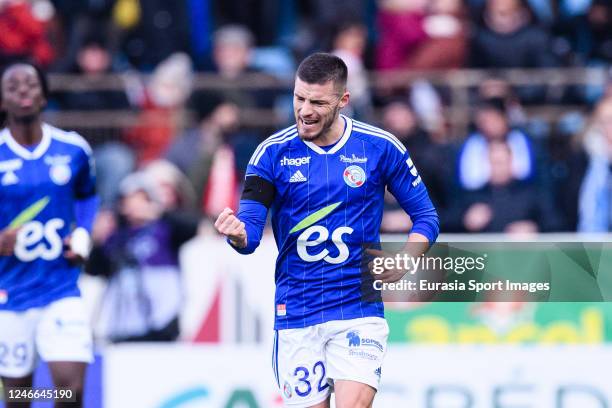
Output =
[{"x1": 293, "y1": 361, "x2": 329, "y2": 397}]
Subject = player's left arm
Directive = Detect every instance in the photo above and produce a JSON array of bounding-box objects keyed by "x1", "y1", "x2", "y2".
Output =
[
  {"x1": 65, "y1": 142, "x2": 99, "y2": 262},
  {"x1": 385, "y1": 146, "x2": 440, "y2": 249},
  {"x1": 368, "y1": 145, "x2": 439, "y2": 283}
]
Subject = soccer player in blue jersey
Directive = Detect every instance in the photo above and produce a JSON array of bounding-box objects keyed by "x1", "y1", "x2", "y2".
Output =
[
  {"x1": 215, "y1": 53, "x2": 439, "y2": 407},
  {"x1": 0, "y1": 63, "x2": 98, "y2": 408}
]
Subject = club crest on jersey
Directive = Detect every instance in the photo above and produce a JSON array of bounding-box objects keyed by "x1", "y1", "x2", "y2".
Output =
[
  {"x1": 343, "y1": 165, "x2": 366, "y2": 188},
  {"x1": 49, "y1": 164, "x2": 71, "y2": 185},
  {"x1": 45, "y1": 155, "x2": 72, "y2": 185},
  {"x1": 0, "y1": 289, "x2": 7, "y2": 304}
]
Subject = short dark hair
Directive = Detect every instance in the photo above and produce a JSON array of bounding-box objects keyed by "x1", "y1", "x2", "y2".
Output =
[{"x1": 296, "y1": 53, "x2": 347, "y2": 90}]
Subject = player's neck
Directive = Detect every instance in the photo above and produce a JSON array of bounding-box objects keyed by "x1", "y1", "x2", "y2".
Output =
[
  {"x1": 312, "y1": 115, "x2": 345, "y2": 147},
  {"x1": 7, "y1": 117, "x2": 43, "y2": 146}
]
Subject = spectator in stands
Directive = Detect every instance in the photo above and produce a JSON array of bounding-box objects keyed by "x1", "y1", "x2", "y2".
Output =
[
  {"x1": 380, "y1": 99, "x2": 451, "y2": 232},
  {"x1": 554, "y1": 0, "x2": 611, "y2": 67},
  {"x1": 470, "y1": 0, "x2": 556, "y2": 68},
  {"x1": 58, "y1": 36, "x2": 129, "y2": 111},
  {"x1": 0, "y1": 0, "x2": 55, "y2": 67},
  {"x1": 214, "y1": 0, "x2": 281, "y2": 46},
  {"x1": 375, "y1": 0, "x2": 468, "y2": 71},
  {"x1": 302, "y1": 0, "x2": 372, "y2": 54},
  {"x1": 585, "y1": 0, "x2": 612, "y2": 63},
  {"x1": 406, "y1": 0, "x2": 469, "y2": 70},
  {"x1": 165, "y1": 93, "x2": 259, "y2": 218},
  {"x1": 546, "y1": 123, "x2": 588, "y2": 231},
  {"x1": 94, "y1": 141, "x2": 136, "y2": 209},
  {"x1": 375, "y1": 0, "x2": 429, "y2": 71},
  {"x1": 450, "y1": 141, "x2": 562, "y2": 233},
  {"x1": 56, "y1": 36, "x2": 135, "y2": 209},
  {"x1": 124, "y1": 52, "x2": 193, "y2": 164},
  {"x1": 331, "y1": 21, "x2": 373, "y2": 121},
  {"x1": 578, "y1": 96, "x2": 612, "y2": 231},
  {"x1": 88, "y1": 170, "x2": 199, "y2": 342},
  {"x1": 119, "y1": 0, "x2": 190, "y2": 70},
  {"x1": 212, "y1": 24, "x2": 254, "y2": 81},
  {"x1": 457, "y1": 97, "x2": 537, "y2": 190},
  {"x1": 143, "y1": 160, "x2": 197, "y2": 214},
  {"x1": 52, "y1": 0, "x2": 120, "y2": 72},
  {"x1": 205, "y1": 24, "x2": 278, "y2": 110},
  {"x1": 477, "y1": 76, "x2": 528, "y2": 128}
]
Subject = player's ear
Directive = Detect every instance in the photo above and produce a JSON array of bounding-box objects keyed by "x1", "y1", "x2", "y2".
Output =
[{"x1": 339, "y1": 90, "x2": 350, "y2": 109}]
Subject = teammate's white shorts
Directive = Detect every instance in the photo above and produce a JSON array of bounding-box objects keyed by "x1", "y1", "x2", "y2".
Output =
[
  {"x1": 272, "y1": 316, "x2": 389, "y2": 407},
  {"x1": 0, "y1": 296, "x2": 93, "y2": 378}
]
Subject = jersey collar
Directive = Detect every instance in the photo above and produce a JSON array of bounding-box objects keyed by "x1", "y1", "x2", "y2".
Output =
[
  {"x1": 302, "y1": 115, "x2": 353, "y2": 155},
  {"x1": 1, "y1": 123, "x2": 52, "y2": 160}
]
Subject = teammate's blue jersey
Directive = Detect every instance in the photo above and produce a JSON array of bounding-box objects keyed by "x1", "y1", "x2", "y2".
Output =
[
  {"x1": 0, "y1": 124, "x2": 96, "y2": 311},
  {"x1": 245, "y1": 115, "x2": 438, "y2": 329}
]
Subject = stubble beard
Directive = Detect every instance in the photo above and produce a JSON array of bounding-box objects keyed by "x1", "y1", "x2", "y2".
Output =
[{"x1": 297, "y1": 105, "x2": 340, "y2": 143}]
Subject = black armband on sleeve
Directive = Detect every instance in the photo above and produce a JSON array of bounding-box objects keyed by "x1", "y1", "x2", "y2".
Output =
[{"x1": 241, "y1": 175, "x2": 275, "y2": 208}]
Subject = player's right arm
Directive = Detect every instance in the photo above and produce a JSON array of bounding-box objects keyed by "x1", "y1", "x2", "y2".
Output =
[
  {"x1": 215, "y1": 135, "x2": 278, "y2": 254},
  {"x1": 215, "y1": 175, "x2": 275, "y2": 254},
  {"x1": 215, "y1": 208, "x2": 247, "y2": 248}
]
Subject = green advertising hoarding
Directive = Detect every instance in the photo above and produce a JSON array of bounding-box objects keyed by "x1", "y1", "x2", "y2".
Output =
[{"x1": 386, "y1": 302, "x2": 611, "y2": 343}]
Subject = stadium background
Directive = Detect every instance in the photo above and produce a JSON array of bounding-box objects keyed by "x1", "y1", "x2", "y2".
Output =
[{"x1": 0, "y1": 0, "x2": 611, "y2": 406}]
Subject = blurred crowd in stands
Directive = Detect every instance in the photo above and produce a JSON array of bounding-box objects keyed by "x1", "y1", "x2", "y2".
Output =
[
  {"x1": 5, "y1": 0, "x2": 612, "y2": 341},
  {"x1": 2, "y1": 0, "x2": 612, "y2": 230}
]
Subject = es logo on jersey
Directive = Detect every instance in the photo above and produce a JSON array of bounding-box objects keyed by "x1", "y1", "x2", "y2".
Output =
[
  {"x1": 343, "y1": 165, "x2": 366, "y2": 188},
  {"x1": 290, "y1": 202, "x2": 353, "y2": 264},
  {"x1": 7, "y1": 197, "x2": 65, "y2": 262},
  {"x1": 15, "y1": 218, "x2": 65, "y2": 262}
]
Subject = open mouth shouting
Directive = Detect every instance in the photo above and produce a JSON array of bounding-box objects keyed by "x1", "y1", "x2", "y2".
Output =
[{"x1": 298, "y1": 117, "x2": 326, "y2": 141}]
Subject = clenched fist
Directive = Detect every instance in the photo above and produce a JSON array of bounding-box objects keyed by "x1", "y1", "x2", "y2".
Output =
[
  {"x1": 0, "y1": 227, "x2": 18, "y2": 256},
  {"x1": 214, "y1": 207, "x2": 247, "y2": 248}
]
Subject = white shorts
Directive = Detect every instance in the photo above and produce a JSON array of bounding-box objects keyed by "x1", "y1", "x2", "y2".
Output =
[
  {"x1": 273, "y1": 317, "x2": 389, "y2": 407},
  {"x1": 0, "y1": 297, "x2": 93, "y2": 378}
]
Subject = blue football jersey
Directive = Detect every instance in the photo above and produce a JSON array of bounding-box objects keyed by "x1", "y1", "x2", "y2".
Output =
[
  {"x1": 246, "y1": 115, "x2": 437, "y2": 329},
  {"x1": 0, "y1": 123, "x2": 96, "y2": 311}
]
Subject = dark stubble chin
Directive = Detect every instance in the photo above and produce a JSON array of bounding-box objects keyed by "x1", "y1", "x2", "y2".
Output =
[
  {"x1": 298, "y1": 105, "x2": 340, "y2": 142},
  {"x1": 14, "y1": 113, "x2": 38, "y2": 124}
]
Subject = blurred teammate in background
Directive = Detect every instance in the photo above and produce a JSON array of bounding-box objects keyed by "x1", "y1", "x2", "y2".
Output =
[
  {"x1": 0, "y1": 63, "x2": 98, "y2": 408},
  {"x1": 215, "y1": 53, "x2": 438, "y2": 408}
]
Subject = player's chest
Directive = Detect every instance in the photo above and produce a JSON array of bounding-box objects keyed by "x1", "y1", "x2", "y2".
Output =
[
  {"x1": 275, "y1": 151, "x2": 383, "y2": 201},
  {"x1": 0, "y1": 155, "x2": 75, "y2": 199}
]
